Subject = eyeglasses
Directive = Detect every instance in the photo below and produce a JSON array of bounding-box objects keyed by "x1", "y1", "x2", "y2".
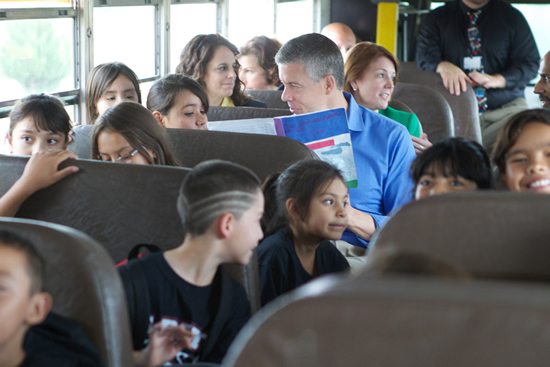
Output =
[{"x1": 116, "y1": 149, "x2": 139, "y2": 163}]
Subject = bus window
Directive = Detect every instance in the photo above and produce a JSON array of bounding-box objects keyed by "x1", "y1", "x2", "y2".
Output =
[
  {"x1": 228, "y1": 0, "x2": 274, "y2": 48},
  {"x1": 0, "y1": 0, "x2": 71, "y2": 8},
  {"x1": 94, "y1": 6, "x2": 156, "y2": 78},
  {"x1": 0, "y1": 18, "x2": 75, "y2": 101},
  {"x1": 170, "y1": 3, "x2": 218, "y2": 73},
  {"x1": 276, "y1": 0, "x2": 314, "y2": 44}
]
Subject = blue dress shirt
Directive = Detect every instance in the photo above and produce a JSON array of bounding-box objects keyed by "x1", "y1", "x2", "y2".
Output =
[{"x1": 341, "y1": 92, "x2": 416, "y2": 248}]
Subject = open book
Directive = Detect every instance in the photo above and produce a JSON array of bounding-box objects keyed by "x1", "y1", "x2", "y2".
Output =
[{"x1": 208, "y1": 108, "x2": 358, "y2": 188}]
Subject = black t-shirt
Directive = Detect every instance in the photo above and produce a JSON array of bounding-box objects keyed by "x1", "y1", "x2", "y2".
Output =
[
  {"x1": 257, "y1": 228, "x2": 350, "y2": 306},
  {"x1": 130, "y1": 252, "x2": 251, "y2": 364},
  {"x1": 22, "y1": 312, "x2": 105, "y2": 367}
]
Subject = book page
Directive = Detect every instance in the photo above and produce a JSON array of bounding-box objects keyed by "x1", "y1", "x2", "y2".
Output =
[{"x1": 207, "y1": 118, "x2": 278, "y2": 135}]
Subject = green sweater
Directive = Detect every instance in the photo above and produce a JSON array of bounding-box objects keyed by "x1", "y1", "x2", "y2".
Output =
[{"x1": 379, "y1": 106, "x2": 421, "y2": 138}]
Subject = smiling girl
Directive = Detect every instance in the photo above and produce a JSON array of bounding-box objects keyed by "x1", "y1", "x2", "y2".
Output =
[
  {"x1": 176, "y1": 34, "x2": 266, "y2": 108},
  {"x1": 493, "y1": 109, "x2": 550, "y2": 194}
]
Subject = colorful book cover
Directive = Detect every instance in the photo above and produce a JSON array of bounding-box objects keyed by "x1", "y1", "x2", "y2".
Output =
[{"x1": 274, "y1": 108, "x2": 358, "y2": 188}]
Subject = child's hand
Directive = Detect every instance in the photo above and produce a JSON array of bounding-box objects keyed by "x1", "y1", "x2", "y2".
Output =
[
  {"x1": 18, "y1": 150, "x2": 79, "y2": 193},
  {"x1": 139, "y1": 322, "x2": 196, "y2": 367}
]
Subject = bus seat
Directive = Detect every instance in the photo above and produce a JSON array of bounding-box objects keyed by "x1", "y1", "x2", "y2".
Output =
[
  {"x1": 207, "y1": 106, "x2": 292, "y2": 121},
  {"x1": 245, "y1": 90, "x2": 289, "y2": 110},
  {"x1": 393, "y1": 83, "x2": 454, "y2": 143},
  {"x1": 224, "y1": 276, "x2": 550, "y2": 366},
  {"x1": 68, "y1": 124, "x2": 93, "y2": 159},
  {"x1": 0, "y1": 218, "x2": 133, "y2": 367},
  {"x1": 398, "y1": 62, "x2": 482, "y2": 143},
  {"x1": 0, "y1": 155, "x2": 263, "y2": 314},
  {"x1": 369, "y1": 192, "x2": 550, "y2": 281},
  {"x1": 165, "y1": 128, "x2": 317, "y2": 181},
  {"x1": 388, "y1": 99, "x2": 415, "y2": 114},
  {"x1": 69, "y1": 125, "x2": 318, "y2": 182}
]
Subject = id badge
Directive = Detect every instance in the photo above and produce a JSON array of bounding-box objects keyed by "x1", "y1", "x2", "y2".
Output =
[{"x1": 464, "y1": 56, "x2": 482, "y2": 71}]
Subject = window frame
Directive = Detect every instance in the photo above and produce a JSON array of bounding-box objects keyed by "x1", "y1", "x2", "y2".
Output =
[{"x1": 0, "y1": 0, "x2": 332, "y2": 123}]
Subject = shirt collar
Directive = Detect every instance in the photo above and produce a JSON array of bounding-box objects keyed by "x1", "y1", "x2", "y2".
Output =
[{"x1": 344, "y1": 92, "x2": 365, "y2": 132}]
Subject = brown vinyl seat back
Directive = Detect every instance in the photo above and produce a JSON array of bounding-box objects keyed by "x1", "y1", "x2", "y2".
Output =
[
  {"x1": 388, "y1": 99, "x2": 415, "y2": 114},
  {"x1": 392, "y1": 83, "x2": 454, "y2": 143},
  {"x1": 399, "y1": 62, "x2": 482, "y2": 143},
  {"x1": 0, "y1": 155, "x2": 263, "y2": 313},
  {"x1": 0, "y1": 218, "x2": 133, "y2": 367},
  {"x1": 245, "y1": 89, "x2": 289, "y2": 110},
  {"x1": 224, "y1": 276, "x2": 550, "y2": 367},
  {"x1": 369, "y1": 192, "x2": 550, "y2": 281},
  {"x1": 69, "y1": 125, "x2": 318, "y2": 182},
  {"x1": 207, "y1": 106, "x2": 292, "y2": 121}
]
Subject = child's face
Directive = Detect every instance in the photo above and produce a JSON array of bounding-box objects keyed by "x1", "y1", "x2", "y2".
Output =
[
  {"x1": 161, "y1": 90, "x2": 208, "y2": 130},
  {"x1": 8, "y1": 117, "x2": 68, "y2": 156},
  {"x1": 299, "y1": 179, "x2": 349, "y2": 241},
  {"x1": 95, "y1": 75, "x2": 139, "y2": 116},
  {"x1": 503, "y1": 122, "x2": 550, "y2": 194},
  {"x1": 97, "y1": 130, "x2": 154, "y2": 165},
  {"x1": 0, "y1": 246, "x2": 49, "y2": 357},
  {"x1": 415, "y1": 164, "x2": 478, "y2": 200},
  {"x1": 227, "y1": 190, "x2": 264, "y2": 265}
]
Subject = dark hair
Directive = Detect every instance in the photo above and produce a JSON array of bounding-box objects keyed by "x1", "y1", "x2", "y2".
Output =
[
  {"x1": 263, "y1": 160, "x2": 345, "y2": 237},
  {"x1": 239, "y1": 36, "x2": 282, "y2": 88},
  {"x1": 0, "y1": 228, "x2": 45, "y2": 294},
  {"x1": 493, "y1": 109, "x2": 550, "y2": 174},
  {"x1": 177, "y1": 160, "x2": 262, "y2": 236},
  {"x1": 92, "y1": 102, "x2": 179, "y2": 166},
  {"x1": 344, "y1": 42, "x2": 399, "y2": 94},
  {"x1": 86, "y1": 62, "x2": 141, "y2": 124},
  {"x1": 410, "y1": 137, "x2": 494, "y2": 191},
  {"x1": 146, "y1": 74, "x2": 209, "y2": 115},
  {"x1": 9, "y1": 94, "x2": 72, "y2": 139},
  {"x1": 175, "y1": 34, "x2": 249, "y2": 106},
  {"x1": 275, "y1": 33, "x2": 344, "y2": 90}
]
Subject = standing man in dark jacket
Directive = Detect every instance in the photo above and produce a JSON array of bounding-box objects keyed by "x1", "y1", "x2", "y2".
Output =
[{"x1": 416, "y1": 0, "x2": 539, "y2": 152}]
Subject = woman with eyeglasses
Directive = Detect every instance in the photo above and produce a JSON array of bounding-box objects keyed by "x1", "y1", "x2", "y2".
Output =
[
  {"x1": 92, "y1": 102, "x2": 179, "y2": 166},
  {"x1": 176, "y1": 34, "x2": 267, "y2": 108}
]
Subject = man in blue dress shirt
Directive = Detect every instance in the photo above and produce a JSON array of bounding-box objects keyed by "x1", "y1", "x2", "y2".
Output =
[{"x1": 275, "y1": 33, "x2": 416, "y2": 264}]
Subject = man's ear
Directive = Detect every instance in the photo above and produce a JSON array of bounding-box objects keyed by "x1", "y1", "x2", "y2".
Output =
[
  {"x1": 217, "y1": 212, "x2": 235, "y2": 239},
  {"x1": 152, "y1": 111, "x2": 166, "y2": 128},
  {"x1": 285, "y1": 198, "x2": 300, "y2": 222},
  {"x1": 323, "y1": 75, "x2": 337, "y2": 95},
  {"x1": 26, "y1": 292, "x2": 52, "y2": 326}
]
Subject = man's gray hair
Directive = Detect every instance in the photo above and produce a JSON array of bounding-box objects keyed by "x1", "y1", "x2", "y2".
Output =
[{"x1": 275, "y1": 33, "x2": 345, "y2": 90}]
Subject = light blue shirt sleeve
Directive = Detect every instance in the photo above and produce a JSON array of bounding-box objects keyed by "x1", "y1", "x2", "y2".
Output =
[{"x1": 341, "y1": 93, "x2": 415, "y2": 248}]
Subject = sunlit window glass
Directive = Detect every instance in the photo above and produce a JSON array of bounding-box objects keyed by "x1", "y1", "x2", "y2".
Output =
[
  {"x1": 170, "y1": 3, "x2": 217, "y2": 73},
  {"x1": 0, "y1": 0, "x2": 71, "y2": 9},
  {"x1": 228, "y1": 0, "x2": 273, "y2": 49},
  {"x1": 276, "y1": 0, "x2": 314, "y2": 44},
  {"x1": 0, "y1": 18, "x2": 75, "y2": 101},
  {"x1": 94, "y1": 6, "x2": 156, "y2": 78}
]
